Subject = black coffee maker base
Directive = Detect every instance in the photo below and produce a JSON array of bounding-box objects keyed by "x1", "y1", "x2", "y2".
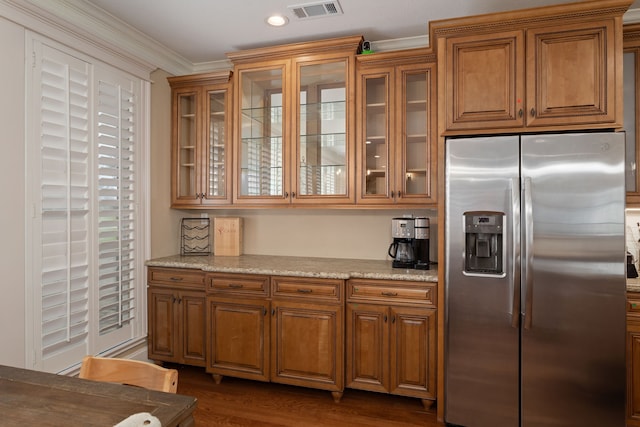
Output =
[
  {"x1": 414, "y1": 261, "x2": 430, "y2": 270},
  {"x1": 392, "y1": 260, "x2": 416, "y2": 269}
]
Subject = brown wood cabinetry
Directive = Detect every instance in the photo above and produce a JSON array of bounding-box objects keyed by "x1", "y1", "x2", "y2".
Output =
[
  {"x1": 168, "y1": 71, "x2": 233, "y2": 207},
  {"x1": 624, "y1": 24, "x2": 640, "y2": 206},
  {"x1": 205, "y1": 273, "x2": 345, "y2": 400},
  {"x1": 346, "y1": 279, "x2": 437, "y2": 409},
  {"x1": 629, "y1": 294, "x2": 640, "y2": 426},
  {"x1": 228, "y1": 36, "x2": 362, "y2": 206},
  {"x1": 206, "y1": 273, "x2": 270, "y2": 383},
  {"x1": 432, "y1": 0, "x2": 630, "y2": 135},
  {"x1": 355, "y1": 49, "x2": 437, "y2": 206},
  {"x1": 271, "y1": 276, "x2": 344, "y2": 401},
  {"x1": 147, "y1": 267, "x2": 206, "y2": 366}
]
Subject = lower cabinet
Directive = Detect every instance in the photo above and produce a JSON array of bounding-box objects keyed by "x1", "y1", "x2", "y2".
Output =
[
  {"x1": 346, "y1": 279, "x2": 437, "y2": 409},
  {"x1": 148, "y1": 267, "x2": 437, "y2": 405},
  {"x1": 206, "y1": 273, "x2": 270, "y2": 382},
  {"x1": 208, "y1": 296, "x2": 270, "y2": 382},
  {"x1": 628, "y1": 294, "x2": 640, "y2": 426},
  {"x1": 206, "y1": 273, "x2": 345, "y2": 401},
  {"x1": 271, "y1": 276, "x2": 344, "y2": 402},
  {"x1": 147, "y1": 268, "x2": 206, "y2": 367}
]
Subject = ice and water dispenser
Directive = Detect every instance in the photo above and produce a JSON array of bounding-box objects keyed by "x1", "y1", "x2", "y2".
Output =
[{"x1": 463, "y1": 211, "x2": 504, "y2": 276}]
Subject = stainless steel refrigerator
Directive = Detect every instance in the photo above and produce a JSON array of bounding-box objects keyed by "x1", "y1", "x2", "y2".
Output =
[{"x1": 444, "y1": 133, "x2": 626, "y2": 427}]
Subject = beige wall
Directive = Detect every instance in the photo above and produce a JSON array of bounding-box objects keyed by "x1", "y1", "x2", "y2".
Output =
[
  {"x1": 0, "y1": 17, "x2": 26, "y2": 367},
  {"x1": 149, "y1": 69, "x2": 183, "y2": 258},
  {"x1": 149, "y1": 69, "x2": 437, "y2": 262}
]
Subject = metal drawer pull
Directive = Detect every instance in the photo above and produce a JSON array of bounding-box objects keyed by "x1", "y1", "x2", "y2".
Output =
[
  {"x1": 169, "y1": 277, "x2": 183, "y2": 281},
  {"x1": 297, "y1": 288, "x2": 312, "y2": 293},
  {"x1": 228, "y1": 284, "x2": 243, "y2": 289},
  {"x1": 381, "y1": 291, "x2": 398, "y2": 296}
]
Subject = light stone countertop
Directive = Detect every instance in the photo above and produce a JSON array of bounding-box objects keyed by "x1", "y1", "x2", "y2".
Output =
[
  {"x1": 628, "y1": 278, "x2": 640, "y2": 293},
  {"x1": 145, "y1": 254, "x2": 438, "y2": 282}
]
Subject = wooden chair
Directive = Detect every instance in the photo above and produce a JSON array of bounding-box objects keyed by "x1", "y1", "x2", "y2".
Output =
[{"x1": 78, "y1": 356, "x2": 178, "y2": 393}]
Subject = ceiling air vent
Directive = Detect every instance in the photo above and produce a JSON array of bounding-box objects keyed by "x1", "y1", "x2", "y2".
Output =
[{"x1": 288, "y1": 1, "x2": 343, "y2": 20}]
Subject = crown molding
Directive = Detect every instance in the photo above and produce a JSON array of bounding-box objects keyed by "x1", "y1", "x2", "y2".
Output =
[
  {"x1": 370, "y1": 35, "x2": 429, "y2": 53},
  {"x1": 625, "y1": 7, "x2": 640, "y2": 23},
  {"x1": 5, "y1": 0, "x2": 638, "y2": 77},
  {"x1": 0, "y1": 0, "x2": 194, "y2": 76},
  {"x1": 192, "y1": 59, "x2": 233, "y2": 74}
]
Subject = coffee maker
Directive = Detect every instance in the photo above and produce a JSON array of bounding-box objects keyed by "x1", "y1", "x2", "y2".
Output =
[
  {"x1": 414, "y1": 217, "x2": 430, "y2": 270},
  {"x1": 389, "y1": 217, "x2": 416, "y2": 268}
]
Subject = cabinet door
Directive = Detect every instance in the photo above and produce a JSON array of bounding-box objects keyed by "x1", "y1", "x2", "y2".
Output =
[
  {"x1": 346, "y1": 303, "x2": 389, "y2": 392},
  {"x1": 271, "y1": 300, "x2": 343, "y2": 392},
  {"x1": 148, "y1": 287, "x2": 178, "y2": 361},
  {"x1": 293, "y1": 58, "x2": 354, "y2": 204},
  {"x1": 389, "y1": 306, "x2": 436, "y2": 399},
  {"x1": 395, "y1": 63, "x2": 436, "y2": 204},
  {"x1": 629, "y1": 316, "x2": 640, "y2": 425},
  {"x1": 443, "y1": 30, "x2": 525, "y2": 131},
  {"x1": 171, "y1": 87, "x2": 201, "y2": 205},
  {"x1": 526, "y1": 20, "x2": 616, "y2": 128},
  {"x1": 207, "y1": 297, "x2": 270, "y2": 382},
  {"x1": 180, "y1": 291, "x2": 206, "y2": 366},
  {"x1": 235, "y1": 63, "x2": 290, "y2": 205},
  {"x1": 201, "y1": 84, "x2": 232, "y2": 205},
  {"x1": 624, "y1": 48, "x2": 640, "y2": 204},
  {"x1": 357, "y1": 70, "x2": 393, "y2": 204}
]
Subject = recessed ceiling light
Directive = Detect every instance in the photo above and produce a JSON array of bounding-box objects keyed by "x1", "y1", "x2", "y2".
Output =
[{"x1": 266, "y1": 15, "x2": 289, "y2": 27}]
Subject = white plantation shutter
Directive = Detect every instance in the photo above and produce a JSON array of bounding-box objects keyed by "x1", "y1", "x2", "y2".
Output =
[
  {"x1": 95, "y1": 74, "x2": 137, "y2": 349},
  {"x1": 27, "y1": 35, "x2": 147, "y2": 372},
  {"x1": 34, "y1": 42, "x2": 91, "y2": 371}
]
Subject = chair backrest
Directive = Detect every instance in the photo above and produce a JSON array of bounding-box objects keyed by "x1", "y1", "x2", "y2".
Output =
[{"x1": 78, "y1": 356, "x2": 178, "y2": 393}]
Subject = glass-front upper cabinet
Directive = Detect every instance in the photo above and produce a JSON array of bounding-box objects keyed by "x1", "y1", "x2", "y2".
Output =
[
  {"x1": 294, "y1": 59, "x2": 353, "y2": 203},
  {"x1": 174, "y1": 88, "x2": 198, "y2": 200},
  {"x1": 236, "y1": 65, "x2": 288, "y2": 204},
  {"x1": 229, "y1": 36, "x2": 362, "y2": 205},
  {"x1": 624, "y1": 38, "x2": 640, "y2": 206},
  {"x1": 400, "y1": 66, "x2": 430, "y2": 201},
  {"x1": 169, "y1": 71, "x2": 232, "y2": 207},
  {"x1": 207, "y1": 88, "x2": 230, "y2": 200},
  {"x1": 360, "y1": 72, "x2": 390, "y2": 199},
  {"x1": 356, "y1": 51, "x2": 436, "y2": 205}
]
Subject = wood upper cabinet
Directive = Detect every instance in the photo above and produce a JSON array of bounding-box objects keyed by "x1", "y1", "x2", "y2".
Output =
[
  {"x1": 624, "y1": 24, "x2": 640, "y2": 206},
  {"x1": 168, "y1": 71, "x2": 233, "y2": 207},
  {"x1": 346, "y1": 279, "x2": 437, "y2": 408},
  {"x1": 433, "y1": 0, "x2": 631, "y2": 135},
  {"x1": 442, "y1": 30, "x2": 524, "y2": 131},
  {"x1": 228, "y1": 36, "x2": 362, "y2": 206},
  {"x1": 356, "y1": 49, "x2": 437, "y2": 205},
  {"x1": 147, "y1": 268, "x2": 206, "y2": 366}
]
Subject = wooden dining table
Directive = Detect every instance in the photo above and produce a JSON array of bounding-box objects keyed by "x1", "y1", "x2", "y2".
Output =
[{"x1": 0, "y1": 364, "x2": 197, "y2": 426}]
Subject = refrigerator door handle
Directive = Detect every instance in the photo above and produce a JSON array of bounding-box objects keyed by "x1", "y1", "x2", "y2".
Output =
[
  {"x1": 523, "y1": 177, "x2": 534, "y2": 330},
  {"x1": 511, "y1": 177, "x2": 521, "y2": 328}
]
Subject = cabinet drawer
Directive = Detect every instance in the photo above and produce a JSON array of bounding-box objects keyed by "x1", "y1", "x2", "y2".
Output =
[
  {"x1": 628, "y1": 298, "x2": 640, "y2": 316},
  {"x1": 271, "y1": 277, "x2": 343, "y2": 303},
  {"x1": 148, "y1": 267, "x2": 205, "y2": 289},
  {"x1": 207, "y1": 273, "x2": 269, "y2": 297},
  {"x1": 347, "y1": 279, "x2": 436, "y2": 306}
]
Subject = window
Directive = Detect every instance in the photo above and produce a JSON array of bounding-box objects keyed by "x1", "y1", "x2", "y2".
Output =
[{"x1": 26, "y1": 35, "x2": 147, "y2": 373}]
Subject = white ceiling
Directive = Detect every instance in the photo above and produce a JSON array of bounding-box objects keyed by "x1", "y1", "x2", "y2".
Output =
[{"x1": 83, "y1": 0, "x2": 640, "y2": 65}]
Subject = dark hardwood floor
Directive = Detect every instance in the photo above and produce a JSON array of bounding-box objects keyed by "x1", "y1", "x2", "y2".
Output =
[{"x1": 172, "y1": 364, "x2": 445, "y2": 426}]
